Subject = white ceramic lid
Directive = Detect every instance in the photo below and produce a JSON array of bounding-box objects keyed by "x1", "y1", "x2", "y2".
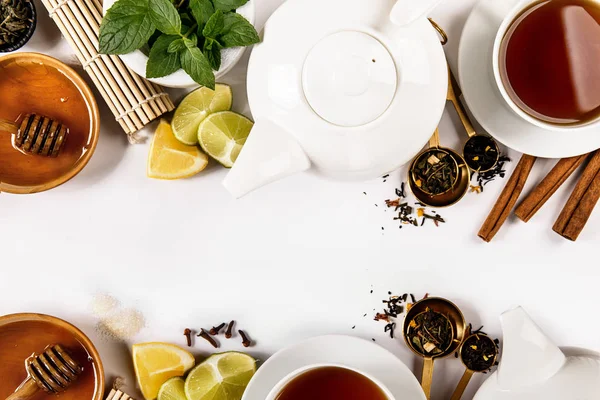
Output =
[
  {"x1": 302, "y1": 31, "x2": 397, "y2": 127},
  {"x1": 246, "y1": 0, "x2": 448, "y2": 178}
]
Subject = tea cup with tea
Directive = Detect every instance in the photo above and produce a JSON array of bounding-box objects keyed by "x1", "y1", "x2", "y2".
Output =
[
  {"x1": 492, "y1": 0, "x2": 600, "y2": 131},
  {"x1": 265, "y1": 364, "x2": 395, "y2": 400}
]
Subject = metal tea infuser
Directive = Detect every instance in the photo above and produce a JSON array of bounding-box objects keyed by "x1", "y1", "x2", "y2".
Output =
[
  {"x1": 408, "y1": 129, "x2": 470, "y2": 207},
  {"x1": 446, "y1": 65, "x2": 500, "y2": 173},
  {"x1": 403, "y1": 297, "x2": 467, "y2": 400},
  {"x1": 450, "y1": 332, "x2": 499, "y2": 400}
]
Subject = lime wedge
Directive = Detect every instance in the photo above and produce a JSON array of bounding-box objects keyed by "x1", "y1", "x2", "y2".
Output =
[
  {"x1": 158, "y1": 377, "x2": 186, "y2": 400},
  {"x1": 184, "y1": 352, "x2": 256, "y2": 400},
  {"x1": 197, "y1": 111, "x2": 254, "y2": 168},
  {"x1": 172, "y1": 84, "x2": 233, "y2": 145}
]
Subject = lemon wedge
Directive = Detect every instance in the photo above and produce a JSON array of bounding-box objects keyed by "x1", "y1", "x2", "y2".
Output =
[
  {"x1": 132, "y1": 342, "x2": 195, "y2": 400},
  {"x1": 148, "y1": 119, "x2": 208, "y2": 180}
]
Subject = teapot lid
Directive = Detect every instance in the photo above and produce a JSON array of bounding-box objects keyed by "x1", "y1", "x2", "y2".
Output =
[{"x1": 302, "y1": 31, "x2": 397, "y2": 127}]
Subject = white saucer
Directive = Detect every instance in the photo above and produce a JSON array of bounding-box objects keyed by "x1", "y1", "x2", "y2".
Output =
[
  {"x1": 458, "y1": 0, "x2": 600, "y2": 158},
  {"x1": 242, "y1": 335, "x2": 426, "y2": 400}
]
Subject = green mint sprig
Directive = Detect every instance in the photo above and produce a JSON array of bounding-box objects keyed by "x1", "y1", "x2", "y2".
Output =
[{"x1": 99, "y1": 0, "x2": 259, "y2": 89}]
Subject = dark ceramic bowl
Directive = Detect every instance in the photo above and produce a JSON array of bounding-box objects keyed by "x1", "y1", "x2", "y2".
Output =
[{"x1": 0, "y1": 0, "x2": 37, "y2": 53}]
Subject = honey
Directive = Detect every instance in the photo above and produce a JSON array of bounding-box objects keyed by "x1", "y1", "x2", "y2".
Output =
[
  {"x1": 0, "y1": 319, "x2": 100, "y2": 400},
  {"x1": 0, "y1": 57, "x2": 94, "y2": 190}
]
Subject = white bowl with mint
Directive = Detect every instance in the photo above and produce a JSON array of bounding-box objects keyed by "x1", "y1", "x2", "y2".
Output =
[{"x1": 100, "y1": 0, "x2": 257, "y2": 89}]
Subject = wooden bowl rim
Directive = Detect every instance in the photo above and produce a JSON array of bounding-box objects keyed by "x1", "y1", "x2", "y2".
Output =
[
  {"x1": 0, "y1": 312, "x2": 105, "y2": 400},
  {"x1": 0, "y1": 52, "x2": 100, "y2": 194}
]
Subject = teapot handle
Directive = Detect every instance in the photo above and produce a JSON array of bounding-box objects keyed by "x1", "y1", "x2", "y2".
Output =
[{"x1": 390, "y1": 0, "x2": 444, "y2": 26}]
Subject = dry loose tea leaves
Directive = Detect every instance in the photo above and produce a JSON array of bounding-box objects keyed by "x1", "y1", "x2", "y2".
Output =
[
  {"x1": 413, "y1": 151, "x2": 459, "y2": 195},
  {"x1": 407, "y1": 308, "x2": 453, "y2": 356},
  {"x1": 0, "y1": 0, "x2": 32, "y2": 47},
  {"x1": 471, "y1": 155, "x2": 511, "y2": 192}
]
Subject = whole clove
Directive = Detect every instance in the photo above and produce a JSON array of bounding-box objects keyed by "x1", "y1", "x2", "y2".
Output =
[
  {"x1": 225, "y1": 320, "x2": 235, "y2": 339},
  {"x1": 183, "y1": 328, "x2": 192, "y2": 347},
  {"x1": 197, "y1": 329, "x2": 219, "y2": 348},
  {"x1": 209, "y1": 323, "x2": 226, "y2": 336},
  {"x1": 238, "y1": 330, "x2": 251, "y2": 347}
]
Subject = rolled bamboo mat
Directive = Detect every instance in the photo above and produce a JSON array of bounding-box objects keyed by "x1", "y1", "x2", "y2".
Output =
[{"x1": 40, "y1": 0, "x2": 175, "y2": 142}]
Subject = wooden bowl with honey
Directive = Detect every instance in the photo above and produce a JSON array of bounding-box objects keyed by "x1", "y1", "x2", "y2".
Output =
[
  {"x1": 0, "y1": 313, "x2": 105, "y2": 400},
  {"x1": 0, "y1": 52, "x2": 100, "y2": 194}
]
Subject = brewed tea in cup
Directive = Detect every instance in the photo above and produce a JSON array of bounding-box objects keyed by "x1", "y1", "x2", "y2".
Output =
[
  {"x1": 493, "y1": 0, "x2": 600, "y2": 129},
  {"x1": 266, "y1": 365, "x2": 394, "y2": 400}
]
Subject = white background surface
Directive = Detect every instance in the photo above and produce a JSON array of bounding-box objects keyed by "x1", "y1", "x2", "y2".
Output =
[{"x1": 1, "y1": 0, "x2": 600, "y2": 399}]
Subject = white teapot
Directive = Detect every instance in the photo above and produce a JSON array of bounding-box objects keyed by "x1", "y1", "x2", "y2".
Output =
[
  {"x1": 223, "y1": 0, "x2": 447, "y2": 197},
  {"x1": 474, "y1": 307, "x2": 600, "y2": 400}
]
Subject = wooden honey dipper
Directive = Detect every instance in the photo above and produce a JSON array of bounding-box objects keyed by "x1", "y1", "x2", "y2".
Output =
[
  {"x1": 0, "y1": 114, "x2": 69, "y2": 157},
  {"x1": 5, "y1": 344, "x2": 83, "y2": 400}
]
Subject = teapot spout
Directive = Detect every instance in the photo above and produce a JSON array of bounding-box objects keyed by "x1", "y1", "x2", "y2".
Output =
[
  {"x1": 223, "y1": 118, "x2": 311, "y2": 198},
  {"x1": 390, "y1": 0, "x2": 444, "y2": 26},
  {"x1": 497, "y1": 307, "x2": 566, "y2": 390}
]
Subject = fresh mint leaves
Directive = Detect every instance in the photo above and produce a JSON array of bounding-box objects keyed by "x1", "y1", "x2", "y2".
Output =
[
  {"x1": 212, "y1": 0, "x2": 248, "y2": 12},
  {"x1": 99, "y1": 0, "x2": 155, "y2": 54},
  {"x1": 181, "y1": 46, "x2": 215, "y2": 89},
  {"x1": 167, "y1": 38, "x2": 187, "y2": 53},
  {"x1": 203, "y1": 38, "x2": 222, "y2": 70},
  {"x1": 149, "y1": 0, "x2": 181, "y2": 35},
  {"x1": 99, "y1": 0, "x2": 259, "y2": 88},
  {"x1": 203, "y1": 9, "x2": 224, "y2": 38},
  {"x1": 189, "y1": 0, "x2": 214, "y2": 27},
  {"x1": 219, "y1": 12, "x2": 259, "y2": 48},
  {"x1": 147, "y1": 34, "x2": 181, "y2": 78}
]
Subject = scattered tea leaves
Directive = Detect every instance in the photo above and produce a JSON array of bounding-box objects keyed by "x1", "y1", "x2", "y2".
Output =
[{"x1": 471, "y1": 155, "x2": 511, "y2": 191}]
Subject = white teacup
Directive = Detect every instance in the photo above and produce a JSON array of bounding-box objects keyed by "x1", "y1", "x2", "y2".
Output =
[
  {"x1": 492, "y1": 0, "x2": 600, "y2": 131},
  {"x1": 265, "y1": 364, "x2": 395, "y2": 400}
]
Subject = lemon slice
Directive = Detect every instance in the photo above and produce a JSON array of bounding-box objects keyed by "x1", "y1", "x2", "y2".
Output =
[
  {"x1": 172, "y1": 84, "x2": 233, "y2": 145},
  {"x1": 184, "y1": 352, "x2": 256, "y2": 400},
  {"x1": 133, "y1": 343, "x2": 195, "y2": 400},
  {"x1": 197, "y1": 111, "x2": 254, "y2": 168},
  {"x1": 158, "y1": 377, "x2": 187, "y2": 400},
  {"x1": 148, "y1": 120, "x2": 208, "y2": 180}
]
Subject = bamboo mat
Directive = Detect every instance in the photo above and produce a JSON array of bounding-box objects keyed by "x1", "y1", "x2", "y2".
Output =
[{"x1": 40, "y1": 0, "x2": 175, "y2": 142}]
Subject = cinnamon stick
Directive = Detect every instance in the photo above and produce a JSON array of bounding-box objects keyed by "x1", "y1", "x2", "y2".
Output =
[
  {"x1": 515, "y1": 154, "x2": 588, "y2": 222},
  {"x1": 553, "y1": 150, "x2": 600, "y2": 241},
  {"x1": 478, "y1": 154, "x2": 537, "y2": 242}
]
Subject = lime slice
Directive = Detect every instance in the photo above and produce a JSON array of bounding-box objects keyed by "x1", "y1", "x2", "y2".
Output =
[
  {"x1": 158, "y1": 377, "x2": 186, "y2": 400},
  {"x1": 184, "y1": 352, "x2": 256, "y2": 400},
  {"x1": 172, "y1": 84, "x2": 233, "y2": 145},
  {"x1": 197, "y1": 111, "x2": 254, "y2": 168}
]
